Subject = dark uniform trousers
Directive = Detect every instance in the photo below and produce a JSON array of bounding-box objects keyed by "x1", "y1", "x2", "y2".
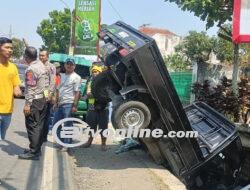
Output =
[
  {"x1": 25, "y1": 98, "x2": 47, "y2": 153},
  {"x1": 86, "y1": 108, "x2": 109, "y2": 137}
]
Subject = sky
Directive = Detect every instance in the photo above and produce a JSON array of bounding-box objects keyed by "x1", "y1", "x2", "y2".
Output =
[{"x1": 0, "y1": 0, "x2": 218, "y2": 48}]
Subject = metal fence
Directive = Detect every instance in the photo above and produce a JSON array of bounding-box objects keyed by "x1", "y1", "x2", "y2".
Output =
[{"x1": 170, "y1": 72, "x2": 193, "y2": 106}]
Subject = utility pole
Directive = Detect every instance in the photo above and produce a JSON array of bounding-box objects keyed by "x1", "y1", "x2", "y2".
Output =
[
  {"x1": 0, "y1": 26, "x2": 14, "y2": 38},
  {"x1": 22, "y1": 38, "x2": 29, "y2": 48},
  {"x1": 218, "y1": 32, "x2": 239, "y2": 96},
  {"x1": 59, "y1": 0, "x2": 74, "y2": 55},
  {"x1": 9, "y1": 25, "x2": 12, "y2": 38},
  {"x1": 232, "y1": 43, "x2": 239, "y2": 96}
]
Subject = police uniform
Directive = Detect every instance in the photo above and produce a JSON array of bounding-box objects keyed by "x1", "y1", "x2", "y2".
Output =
[
  {"x1": 24, "y1": 60, "x2": 47, "y2": 154},
  {"x1": 43, "y1": 61, "x2": 56, "y2": 141},
  {"x1": 44, "y1": 61, "x2": 56, "y2": 98}
]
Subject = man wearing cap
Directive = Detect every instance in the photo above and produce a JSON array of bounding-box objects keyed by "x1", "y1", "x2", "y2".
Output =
[
  {"x1": 82, "y1": 65, "x2": 109, "y2": 151},
  {"x1": 53, "y1": 58, "x2": 81, "y2": 150},
  {"x1": 39, "y1": 49, "x2": 56, "y2": 142},
  {"x1": 19, "y1": 47, "x2": 47, "y2": 160},
  {"x1": 0, "y1": 37, "x2": 22, "y2": 141}
]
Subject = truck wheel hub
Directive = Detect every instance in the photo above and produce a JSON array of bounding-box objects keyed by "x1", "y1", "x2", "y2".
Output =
[{"x1": 121, "y1": 108, "x2": 144, "y2": 128}]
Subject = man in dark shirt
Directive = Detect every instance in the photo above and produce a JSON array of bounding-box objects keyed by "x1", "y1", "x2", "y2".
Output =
[{"x1": 82, "y1": 65, "x2": 109, "y2": 151}]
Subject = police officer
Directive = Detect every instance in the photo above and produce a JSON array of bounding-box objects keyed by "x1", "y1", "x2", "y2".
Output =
[
  {"x1": 18, "y1": 47, "x2": 47, "y2": 160},
  {"x1": 39, "y1": 49, "x2": 56, "y2": 142}
]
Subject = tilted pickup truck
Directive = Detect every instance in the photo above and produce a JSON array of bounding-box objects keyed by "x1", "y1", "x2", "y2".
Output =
[{"x1": 91, "y1": 21, "x2": 248, "y2": 190}]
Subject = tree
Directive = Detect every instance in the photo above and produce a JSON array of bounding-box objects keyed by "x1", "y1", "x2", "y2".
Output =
[
  {"x1": 164, "y1": 0, "x2": 233, "y2": 29},
  {"x1": 175, "y1": 31, "x2": 214, "y2": 82},
  {"x1": 175, "y1": 31, "x2": 213, "y2": 63},
  {"x1": 164, "y1": 1, "x2": 247, "y2": 95},
  {"x1": 12, "y1": 38, "x2": 25, "y2": 59},
  {"x1": 214, "y1": 25, "x2": 250, "y2": 94},
  {"x1": 37, "y1": 8, "x2": 71, "y2": 53},
  {"x1": 240, "y1": 45, "x2": 250, "y2": 67},
  {"x1": 164, "y1": 53, "x2": 190, "y2": 71},
  {"x1": 214, "y1": 37, "x2": 234, "y2": 64},
  {"x1": 214, "y1": 24, "x2": 241, "y2": 95}
]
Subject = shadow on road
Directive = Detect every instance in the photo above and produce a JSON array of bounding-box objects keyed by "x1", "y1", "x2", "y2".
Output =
[
  {"x1": 14, "y1": 131, "x2": 28, "y2": 138},
  {"x1": 25, "y1": 156, "x2": 43, "y2": 190},
  {"x1": 0, "y1": 178, "x2": 18, "y2": 190},
  {"x1": 0, "y1": 140, "x2": 24, "y2": 156}
]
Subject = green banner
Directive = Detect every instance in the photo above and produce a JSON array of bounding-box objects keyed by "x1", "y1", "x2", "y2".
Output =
[{"x1": 75, "y1": 0, "x2": 100, "y2": 55}]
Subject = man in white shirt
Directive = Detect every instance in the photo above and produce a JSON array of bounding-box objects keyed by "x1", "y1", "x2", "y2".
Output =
[{"x1": 53, "y1": 58, "x2": 81, "y2": 150}]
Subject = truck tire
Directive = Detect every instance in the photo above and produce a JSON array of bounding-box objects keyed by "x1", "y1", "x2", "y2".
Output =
[
  {"x1": 111, "y1": 106, "x2": 118, "y2": 129},
  {"x1": 112, "y1": 101, "x2": 151, "y2": 129}
]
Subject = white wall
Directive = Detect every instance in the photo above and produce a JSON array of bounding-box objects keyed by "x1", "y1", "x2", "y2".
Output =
[{"x1": 151, "y1": 33, "x2": 181, "y2": 58}]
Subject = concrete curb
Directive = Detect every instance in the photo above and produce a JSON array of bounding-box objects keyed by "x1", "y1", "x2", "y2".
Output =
[
  {"x1": 40, "y1": 135, "x2": 77, "y2": 190},
  {"x1": 40, "y1": 136, "x2": 54, "y2": 190},
  {"x1": 131, "y1": 149, "x2": 186, "y2": 190},
  {"x1": 63, "y1": 151, "x2": 77, "y2": 190}
]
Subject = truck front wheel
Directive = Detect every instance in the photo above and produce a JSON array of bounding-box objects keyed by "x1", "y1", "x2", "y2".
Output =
[{"x1": 112, "y1": 101, "x2": 151, "y2": 130}]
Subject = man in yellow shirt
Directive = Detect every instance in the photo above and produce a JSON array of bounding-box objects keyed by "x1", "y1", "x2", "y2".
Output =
[{"x1": 0, "y1": 37, "x2": 22, "y2": 141}]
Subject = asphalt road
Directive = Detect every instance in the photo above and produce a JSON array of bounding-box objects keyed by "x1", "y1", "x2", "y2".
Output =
[
  {"x1": 0, "y1": 99, "x2": 43, "y2": 190},
  {"x1": 0, "y1": 99, "x2": 75, "y2": 190}
]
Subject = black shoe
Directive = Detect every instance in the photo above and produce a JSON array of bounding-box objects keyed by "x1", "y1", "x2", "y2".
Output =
[
  {"x1": 67, "y1": 148, "x2": 74, "y2": 156},
  {"x1": 23, "y1": 148, "x2": 29, "y2": 153},
  {"x1": 18, "y1": 151, "x2": 40, "y2": 160},
  {"x1": 23, "y1": 149, "x2": 42, "y2": 156}
]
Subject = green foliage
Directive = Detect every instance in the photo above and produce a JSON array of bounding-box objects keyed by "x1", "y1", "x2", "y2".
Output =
[
  {"x1": 192, "y1": 77, "x2": 250, "y2": 123},
  {"x1": 209, "y1": 24, "x2": 250, "y2": 67},
  {"x1": 164, "y1": 53, "x2": 190, "y2": 71},
  {"x1": 240, "y1": 44, "x2": 250, "y2": 67},
  {"x1": 175, "y1": 31, "x2": 214, "y2": 64},
  {"x1": 175, "y1": 29, "x2": 250, "y2": 67},
  {"x1": 214, "y1": 37, "x2": 234, "y2": 64},
  {"x1": 213, "y1": 24, "x2": 233, "y2": 64},
  {"x1": 192, "y1": 77, "x2": 250, "y2": 122},
  {"x1": 12, "y1": 38, "x2": 25, "y2": 59},
  {"x1": 37, "y1": 8, "x2": 71, "y2": 53},
  {"x1": 165, "y1": 0, "x2": 233, "y2": 29}
]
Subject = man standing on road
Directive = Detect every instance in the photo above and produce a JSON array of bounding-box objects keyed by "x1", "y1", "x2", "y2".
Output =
[
  {"x1": 53, "y1": 58, "x2": 81, "y2": 150},
  {"x1": 82, "y1": 65, "x2": 109, "y2": 151},
  {"x1": 18, "y1": 47, "x2": 47, "y2": 160},
  {"x1": 0, "y1": 37, "x2": 22, "y2": 141},
  {"x1": 39, "y1": 49, "x2": 56, "y2": 142}
]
